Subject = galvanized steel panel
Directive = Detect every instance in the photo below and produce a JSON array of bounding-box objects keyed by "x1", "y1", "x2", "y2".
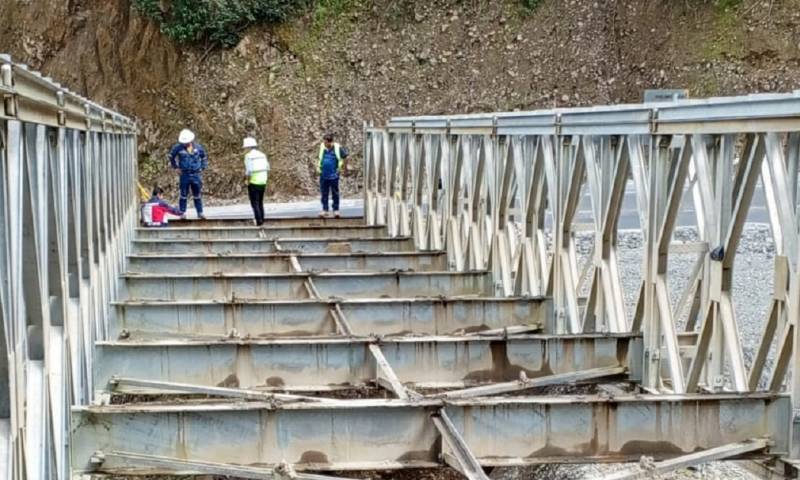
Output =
[
  {"x1": 94, "y1": 335, "x2": 637, "y2": 391},
  {"x1": 111, "y1": 297, "x2": 545, "y2": 339}
]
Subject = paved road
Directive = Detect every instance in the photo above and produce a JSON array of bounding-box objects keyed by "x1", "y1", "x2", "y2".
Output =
[
  {"x1": 197, "y1": 180, "x2": 786, "y2": 230},
  {"x1": 189, "y1": 198, "x2": 363, "y2": 220}
]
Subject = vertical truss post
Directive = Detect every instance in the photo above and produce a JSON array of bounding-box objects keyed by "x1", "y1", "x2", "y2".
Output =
[{"x1": 642, "y1": 135, "x2": 685, "y2": 392}]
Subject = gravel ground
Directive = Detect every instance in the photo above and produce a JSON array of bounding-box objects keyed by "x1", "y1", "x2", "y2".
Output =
[{"x1": 573, "y1": 224, "x2": 778, "y2": 383}]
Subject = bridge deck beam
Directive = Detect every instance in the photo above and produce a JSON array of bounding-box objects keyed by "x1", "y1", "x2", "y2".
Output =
[
  {"x1": 131, "y1": 237, "x2": 417, "y2": 255},
  {"x1": 70, "y1": 394, "x2": 792, "y2": 475},
  {"x1": 111, "y1": 297, "x2": 547, "y2": 339},
  {"x1": 134, "y1": 225, "x2": 387, "y2": 240},
  {"x1": 94, "y1": 334, "x2": 639, "y2": 393},
  {"x1": 121, "y1": 271, "x2": 493, "y2": 301},
  {"x1": 125, "y1": 251, "x2": 448, "y2": 274}
]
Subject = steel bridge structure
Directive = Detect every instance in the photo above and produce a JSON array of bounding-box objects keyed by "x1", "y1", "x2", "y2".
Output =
[{"x1": 0, "y1": 55, "x2": 798, "y2": 479}]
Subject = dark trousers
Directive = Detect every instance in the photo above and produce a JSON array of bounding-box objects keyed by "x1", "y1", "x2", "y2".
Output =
[
  {"x1": 179, "y1": 173, "x2": 203, "y2": 214},
  {"x1": 320, "y1": 177, "x2": 340, "y2": 212},
  {"x1": 248, "y1": 183, "x2": 266, "y2": 226}
]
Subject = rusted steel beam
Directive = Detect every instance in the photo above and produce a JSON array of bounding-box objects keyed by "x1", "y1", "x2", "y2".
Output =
[
  {"x1": 71, "y1": 394, "x2": 791, "y2": 475},
  {"x1": 134, "y1": 225, "x2": 387, "y2": 240},
  {"x1": 131, "y1": 237, "x2": 417, "y2": 255},
  {"x1": 126, "y1": 251, "x2": 448, "y2": 274},
  {"x1": 110, "y1": 297, "x2": 546, "y2": 340},
  {"x1": 121, "y1": 271, "x2": 492, "y2": 301},
  {"x1": 95, "y1": 334, "x2": 640, "y2": 393}
]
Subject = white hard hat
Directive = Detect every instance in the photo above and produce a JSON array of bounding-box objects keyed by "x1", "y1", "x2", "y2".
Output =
[
  {"x1": 242, "y1": 137, "x2": 258, "y2": 149},
  {"x1": 178, "y1": 129, "x2": 195, "y2": 144}
]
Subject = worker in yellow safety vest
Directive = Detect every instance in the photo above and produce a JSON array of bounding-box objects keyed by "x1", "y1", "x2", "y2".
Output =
[
  {"x1": 242, "y1": 137, "x2": 270, "y2": 226},
  {"x1": 317, "y1": 133, "x2": 349, "y2": 218}
]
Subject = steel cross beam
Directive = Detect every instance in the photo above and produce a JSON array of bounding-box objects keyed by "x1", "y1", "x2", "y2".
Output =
[
  {"x1": 125, "y1": 251, "x2": 449, "y2": 274},
  {"x1": 111, "y1": 297, "x2": 546, "y2": 339},
  {"x1": 94, "y1": 334, "x2": 639, "y2": 394},
  {"x1": 71, "y1": 394, "x2": 791, "y2": 474}
]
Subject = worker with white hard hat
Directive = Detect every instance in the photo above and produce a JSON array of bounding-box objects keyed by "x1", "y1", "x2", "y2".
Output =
[
  {"x1": 242, "y1": 136, "x2": 270, "y2": 226},
  {"x1": 168, "y1": 129, "x2": 208, "y2": 219}
]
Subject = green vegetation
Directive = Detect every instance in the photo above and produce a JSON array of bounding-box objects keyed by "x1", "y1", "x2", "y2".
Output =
[
  {"x1": 713, "y1": 0, "x2": 743, "y2": 11},
  {"x1": 132, "y1": 0, "x2": 312, "y2": 47},
  {"x1": 699, "y1": 0, "x2": 745, "y2": 61},
  {"x1": 519, "y1": 0, "x2": 543, "y2": 14},
  {"x1": 311, "y1": 0, "x2": 361, "y2": 30}
]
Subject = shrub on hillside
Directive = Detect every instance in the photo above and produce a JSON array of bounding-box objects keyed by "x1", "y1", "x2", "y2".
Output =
[{"x1": 133, "y1": 0, "x2": 311, "y2": 47}]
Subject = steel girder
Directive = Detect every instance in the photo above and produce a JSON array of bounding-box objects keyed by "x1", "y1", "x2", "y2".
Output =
[
  {"x1": 168, "y1": 216, "x2": 366, "y2": 228},
  {"x1": 110, "y1": 297, "x2": 547, "y2": 339},
  {"x1": 133, "y1": 225, "x2": 387, "y2": 240},
  {"x1": 93, "y1": 334, "x2": 638, "y2": 393},
  {"x1": 0, "y1": 56, "x2": 137, "y2": 480},
  {"x1": 72, "y1": 394, "x2": 791, "y2": 475},
  {"x1": 125, "y1": 251, "x2": 448, "y2": 274},
  {"x1": 120, "y1": 271, "x2": 493, "y2": 301},
  {"x1": 131, "y1": 236, "x2": 416, "y2": 255}
]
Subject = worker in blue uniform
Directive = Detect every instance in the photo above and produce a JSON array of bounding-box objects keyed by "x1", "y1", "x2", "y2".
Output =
[
  {"x1": 317, "y1": 133, "x2": 348, "y2": 218},
  {"x1": 168, "y1": 129, "x2": 208, "y2": 219}
]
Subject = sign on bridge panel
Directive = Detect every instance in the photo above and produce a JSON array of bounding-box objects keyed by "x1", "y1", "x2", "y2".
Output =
[{"x1": 644, "y1": 89, "x2": 689, "y2": 103}]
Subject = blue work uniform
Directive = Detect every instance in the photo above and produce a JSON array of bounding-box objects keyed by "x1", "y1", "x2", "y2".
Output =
[
  {"x1": 168, "y1": 142, "x2": 208, "y2": 214},
  {"x1": 318, "y1": 143, "x2": 348, "y2": 212}
]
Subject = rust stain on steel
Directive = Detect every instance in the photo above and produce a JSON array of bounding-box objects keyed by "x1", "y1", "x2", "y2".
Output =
[
  {"x1": 256, "y1": 329, "x2": 323, "y2": 338},
  {"x1": 217, "y1": 374, "x2": 240, "y2": 388},
  {"x1": 266, "y1": 376, "x2": 285, "y2": 387},
  {"x1": 326, "y1": 243, "x2": 352, "y2": 253},
  {"x1": 453, "y1": 324, "x2": 492, "y2": 334},
  {"x1": 619, "y1": 440, "x2": 686, "y2": 456},
  {"x1": 299, "y1": 450, "x2": 329, "y2": 464},
  {"x1": 396, "y1": 440, "x2": 439, "y2": 462},
  {"x1": 528, "y1": 443, "x2": 574, "y2": 457},
  {"x1": 463, "y1": 340, "x2": 553, "y2": 383},
  {"x1": 615, "y1": 338, "x2": 630, "y2": 364}
]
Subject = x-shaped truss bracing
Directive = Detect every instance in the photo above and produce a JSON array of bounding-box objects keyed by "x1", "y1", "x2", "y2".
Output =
[{"x1": 365, "y1": 94, "x2": 800, "y2": 462}]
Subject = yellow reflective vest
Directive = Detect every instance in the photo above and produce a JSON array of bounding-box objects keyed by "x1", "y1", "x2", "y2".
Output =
[
  {"x1": 244, "y1": 149, "x2": 270, "y2": 185},
  {"x1": 317, "y1": 143, "x2": 343, "y2": 177}
]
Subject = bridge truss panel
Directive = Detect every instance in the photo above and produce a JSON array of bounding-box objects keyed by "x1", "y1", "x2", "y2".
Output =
[
  {"x1": 0, "y1": 55, "x2": 137, "y2": 480},
  {"x1": 365, "y1": 92, "x2": 800, "y2": 462}
]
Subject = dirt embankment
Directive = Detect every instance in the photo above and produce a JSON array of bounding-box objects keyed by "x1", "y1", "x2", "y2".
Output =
[{"x1": 3, "y1": 0, "x2": 800, "y2": 203}]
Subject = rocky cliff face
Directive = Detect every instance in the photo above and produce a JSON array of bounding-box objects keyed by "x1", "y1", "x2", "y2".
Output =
[{"x1": 3, "y1": 0, "x2": 800, "y2": 202}]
